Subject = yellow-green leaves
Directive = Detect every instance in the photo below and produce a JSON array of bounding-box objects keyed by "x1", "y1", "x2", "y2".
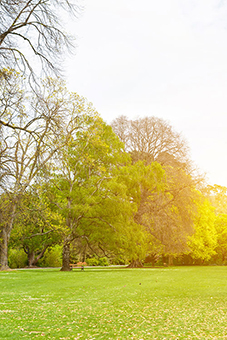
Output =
[{"x1": 188, "y1": 198, "x2": 217, "y2": 261}]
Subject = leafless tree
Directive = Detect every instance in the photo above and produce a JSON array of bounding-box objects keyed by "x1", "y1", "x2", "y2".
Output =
[
  {"x1": 111, "y1": 115, "x2": 190, "y2": 170},
  {"x1": 0, "y1": 0, "x2": 81, "y2": 84}
]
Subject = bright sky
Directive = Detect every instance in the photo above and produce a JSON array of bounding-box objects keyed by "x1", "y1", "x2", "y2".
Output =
[{"x1": 65, "y1": 0, "x2": 227, "y2": 187}]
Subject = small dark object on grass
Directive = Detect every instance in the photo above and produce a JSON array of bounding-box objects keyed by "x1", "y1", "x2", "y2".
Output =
[
  {"x1": 81, "y1": 266, "x2": 84, "y2": 271},
  {"x1": 139, "y1": 283, "x2": 141, "y2": 285}
]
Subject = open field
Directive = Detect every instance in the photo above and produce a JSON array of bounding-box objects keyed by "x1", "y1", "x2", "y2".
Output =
[{"x1": 1, "y1": 266, "x2": 227, "y2": 339}]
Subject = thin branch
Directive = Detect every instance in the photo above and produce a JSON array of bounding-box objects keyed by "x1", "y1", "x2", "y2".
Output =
[{"x1": 24, "y1": 229, "x2": 53, "y2": 240}]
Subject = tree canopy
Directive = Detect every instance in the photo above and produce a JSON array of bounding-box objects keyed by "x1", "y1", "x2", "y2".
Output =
[{"x1": 44, "y1": 108, "x2": 139, "y2": 270}]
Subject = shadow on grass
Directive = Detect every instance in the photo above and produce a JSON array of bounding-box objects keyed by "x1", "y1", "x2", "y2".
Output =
[{"x1": 11, "y1": 265, "x2": 167, "y2": 273}]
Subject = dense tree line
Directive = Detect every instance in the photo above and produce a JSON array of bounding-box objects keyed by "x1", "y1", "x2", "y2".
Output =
[
  {"x1": 1, "y1": 1, "x2": 227, "y2": 270},
  {"x1": 1, "y1": 74, "x2": 227, "y2": 269}
]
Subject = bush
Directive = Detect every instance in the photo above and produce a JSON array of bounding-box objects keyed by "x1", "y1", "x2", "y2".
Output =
[
  {"x1": 8, "y1": 248, "x2": 27, "y2": 268},
  {"x1": 86, "y1": 257, "x2": 109, "y2": 266},
  {"x1": 38, "y1": 245, "x2": 62, "y2": 267},
  {"x1": 111, "y1": 256, "x2": 126, "y2": 265},
  {"x1": 86, "y1": 257, "x2": 99, "y2": 266},
  {"x1": 98, "y1": 257, "x2": 109, "y2": 266}
]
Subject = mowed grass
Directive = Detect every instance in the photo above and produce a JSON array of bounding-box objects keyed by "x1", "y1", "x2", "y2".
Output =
[{"x1": 1, "y1": 267, "x2": 227, "y2": 339}]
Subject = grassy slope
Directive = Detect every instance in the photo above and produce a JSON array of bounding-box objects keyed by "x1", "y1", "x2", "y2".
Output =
[{"x1": 0, "y1": 266, "x2": 227, "y2": 339}]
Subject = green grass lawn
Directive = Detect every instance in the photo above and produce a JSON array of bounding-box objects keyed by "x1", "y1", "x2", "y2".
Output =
[{"x1": 1, "y1": 266, "x2": 227, "y2": 339}]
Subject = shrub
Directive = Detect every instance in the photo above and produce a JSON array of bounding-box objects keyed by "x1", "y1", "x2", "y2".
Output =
[
  {"x1": 86, "y1": 257, "x2": 109, "y2": 266},
  {"x1": 98, "y1": 257, "x2": 109, "y2": 266},
  {"x1": 8, "y1": 248, "x2": 27, "y2": 268},
  {"x1": 111, "y1": 256, "x2": 126, "y2": 265},
  {"x1": 86, "y1": 257, "x2": 99, "y2": 266}
]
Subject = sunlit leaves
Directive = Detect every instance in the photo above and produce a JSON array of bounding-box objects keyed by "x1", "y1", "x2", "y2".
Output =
[{"x1": 188, "y1": 198, "x2": 217, "y2": 261}]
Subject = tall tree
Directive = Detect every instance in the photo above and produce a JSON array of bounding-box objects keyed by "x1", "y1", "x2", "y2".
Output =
[
  {"x1": 45, "y1": 109, "x2": 140, "y2": 271},
  {"x1": 0, "y1": 77, "x2": 71, "y2": 270},
  {"x1": 111, "y1": 115, "x2": 199, "y2": 263}
]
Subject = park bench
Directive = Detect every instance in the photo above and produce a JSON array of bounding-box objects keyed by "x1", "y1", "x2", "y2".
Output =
[
  {"x1": 70, "y1": 262, "x2": 87, "y2": 270},
  {"x1": 70, "y1": 264, "x2": 77, "y2": 268}
]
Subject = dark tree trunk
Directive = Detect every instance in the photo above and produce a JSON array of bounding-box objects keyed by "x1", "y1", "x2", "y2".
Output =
[
  {"x1": 168, "y1": 255, "x2": 173, "y2": 266},
  {"x1": 61, "y1": 241, "x2": 71, "y2": 271},
  {"x1": 0, "y1": 202, "x2": 17, "y2": 270},
  {"x1": 27, "y1": 246, "x2": 49, "y2": 267},
  {"x1": 127, "y1": 259, "x2": 144, "y2": 268},
  {"x1": 28, "y1": 251, "x2": 35, "y2": 267},
  {"x1": 82, "y1": 243, "x2": 87, "y2": 263},
  {"x1": 0, "y1": 228, "x2": 9, "y2": 270}
]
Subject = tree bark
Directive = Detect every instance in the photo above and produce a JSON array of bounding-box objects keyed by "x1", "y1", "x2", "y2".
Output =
[
  {"x1": 168, "y1": 255, "x2": 174, "y2": 266},
  {"x1": 60, "y1": 241, "x2": 71, "y2": 271},
  {"x1": 127, "y1": 259, "x2": 144, "y2": 268},
  {"x1": 27, "y1": 246, "x2": 49, "y2": 267},
  {"x1": 0, "y1": 202, "x2": 17, "y2": 270},
  {"x1": 82, "y1": 243, "x2": 87, "y2": 263},
  {"x1": 28, "y1": 251, "x2": 36, "y2": 267},
  {"x1": 0, "y1": 228, "x2": 9, "y2": 270}
]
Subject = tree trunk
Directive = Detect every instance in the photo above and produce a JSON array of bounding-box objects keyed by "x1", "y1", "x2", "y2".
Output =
[
  {"x1": 127, "y1": 259, "x2": 144, "y2": 268},
  {"x1": 0, "y1": 202, "x2": 17, "y2": 270},
  {"x1": 60, "y1": 241, "x2": 71, "y2": 271},
  {"x1": 0, "y1": 228, "x2": 9, "y2": 270},
  {"x1": 168, "y1": 255, "x2": 174, "y2": 266},
  {"x1": 82, "y1": 243, "x2": 87, "y2": 263},
  {"x1": 27, "y1": 246, "x2": 49, "y2": 267},
  {"x1": 27, "y1": 251, "x2": 35, "y2": 267}
]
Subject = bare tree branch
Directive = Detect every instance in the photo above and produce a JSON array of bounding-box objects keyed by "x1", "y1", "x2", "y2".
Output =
[
  {"x1": 24, "y1": 230, "x2": 53, "y2": 239},
  {"x1": 0, "y1": 0, "x2": 82, "y2": 84}
]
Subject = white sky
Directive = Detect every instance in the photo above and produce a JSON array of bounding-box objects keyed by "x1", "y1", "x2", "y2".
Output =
[{"x1": 65, "y1": 0, "x2": 227, "y2": 187}]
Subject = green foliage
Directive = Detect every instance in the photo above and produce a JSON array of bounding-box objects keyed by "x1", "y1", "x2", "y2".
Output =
[
  {"x1": 188, "y1": 198, "x2": 217, "y2": 261},
  {"x1": 9, "y1": 186, "x2": 62, "y2": 266},
  {"x1": 98, "y1": 257, "x2": 109, "y2": 266},
  {"x1": 86, "y1": 257, "x2": 99, "y2": 266},
  {"x1": 111, "y1": 256, "x2": 127, "y2": 265},
  {"x1": 38, "y1": 245, "x2": 62, "y2": 268},
  {"x1": 115, "y1": 161, "x2": 166, "y2": 263},
  {"x1": 3, "y1": 72, "x2": 227, "y2": 270},
  {"x1": 86, "y1": 257, "x2": 109, "y2": 266},
  {"x1": 8, "y1": 248, "x2": 27, "y2": 269},
  {"x1": 146, "y1": 167, "x2": 198, "y2": 256},
  {"x1": 46, "y1": 108, "x2": 141, "y2": 269},
  {"x1": 213, "y1": 214, "x2": 227, "y2": 263},
  {"x1": 111, "y1": 115, "x2": 199, "y2": 261}
]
